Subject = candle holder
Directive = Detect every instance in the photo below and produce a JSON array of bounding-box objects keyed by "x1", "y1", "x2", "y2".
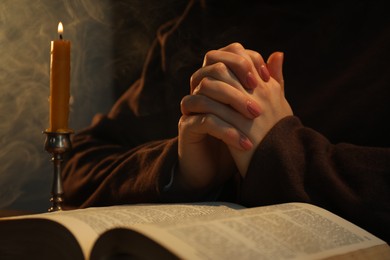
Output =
[{"x1": 43, "y1": 130, "x2": 73, "y2": 212}]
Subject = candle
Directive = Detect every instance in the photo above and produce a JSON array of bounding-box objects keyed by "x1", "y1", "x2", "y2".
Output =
[{"x1": 49, "y1": 22, "x2": 71, "y2": 132}]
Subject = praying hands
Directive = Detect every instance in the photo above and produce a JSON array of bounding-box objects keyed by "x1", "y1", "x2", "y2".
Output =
[{"x1": 177, "y1": 43, "x2": 293, "y2": 194}]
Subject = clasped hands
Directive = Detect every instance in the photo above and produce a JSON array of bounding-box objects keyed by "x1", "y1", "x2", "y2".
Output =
[{"x1": 177, "y1": 43, "x2": 293, "y2": 195}]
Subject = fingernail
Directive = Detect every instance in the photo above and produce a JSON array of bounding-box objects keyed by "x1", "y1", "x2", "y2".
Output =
[
  {"x1": 247, "y1": 100, "x2": 261, "y2": 118},
  {"x1": 246, "y1": 72, "x2": 257, "y2": 89},
  {"x1": 239, "y1": 134, "x2": 253, "y2": 150},
  {"x1": 259, "y1": 64, "x2": 270, "y2": 82}
]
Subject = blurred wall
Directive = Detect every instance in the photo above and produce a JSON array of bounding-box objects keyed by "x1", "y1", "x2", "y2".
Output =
[{"x1": 0, "y1": 0, "x2": 180, "y2": 212}]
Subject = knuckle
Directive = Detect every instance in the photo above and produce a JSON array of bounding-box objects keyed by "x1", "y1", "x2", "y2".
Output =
[
  {"x1": 181, "y1": 94, "x2": 211, "y2": 114},
  {"x1": 180, "y1": 95, "x2": 191, "y2": 106},
  {"x1": 189, "y1": 70, "x2": 199, "y2": 89},
  {"x1": 197, "y1": 77, "x2": 211, "y2": 93},
  {"x1": 228, "y1": 42, "x2": 245, "y2": 52},
  {"x1": 236, "y1": 56, "x2": 251, "y2": 71},
  {"x1": 204, "y1": 50, "x2": 218, "y2": 64},
  {"x1": 213, "y1": 62, "x2": 228, "y2": 75},
  {"x1": 224, "y1": 128, "x2": 235, "y2": 141},
  {"x1": 200, "y1": 114, "x2": 214, "y2": 126},
  {"x1": 200, "y1": 114, "x2": 208, "y2": 125},
  {"x1": 178, "y1": 115, "x2": 188, "y2": 130},
  {"x1": 180, "y1": 95, "x2": 192, "y2": 114},
  {"x1": 251, "y1": 51, "x2": 263, "y2": 63}
]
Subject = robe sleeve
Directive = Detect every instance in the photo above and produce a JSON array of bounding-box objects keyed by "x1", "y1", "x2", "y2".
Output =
[
  {"x1": 240, "y1": 116, "x2": 390, "y2": 243},
  {"x1": 61, "y1": 127, "x2": 179, "y2": 209},
  {"x1": 61, "y1": 79, "x2": 181, "y2": 208}
]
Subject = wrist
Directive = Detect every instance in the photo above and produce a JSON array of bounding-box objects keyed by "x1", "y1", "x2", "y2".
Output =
[{"x1": 162, "y1": 161, "x2": 211, "y2": 201}]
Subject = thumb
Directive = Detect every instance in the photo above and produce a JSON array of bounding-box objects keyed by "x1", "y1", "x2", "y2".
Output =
[{"x1": 267, "y1": 52, "x2": 284, "y2": 90}]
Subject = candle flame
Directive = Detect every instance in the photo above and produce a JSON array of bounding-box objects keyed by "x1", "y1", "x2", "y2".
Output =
[{"x1": 58, "y1": 22, "x2": 63, "y2": 35}]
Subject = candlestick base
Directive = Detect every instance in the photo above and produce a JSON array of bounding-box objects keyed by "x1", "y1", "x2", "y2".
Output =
[{"x1": 43, "y1": 130, "x2": 73, "y2": 212}]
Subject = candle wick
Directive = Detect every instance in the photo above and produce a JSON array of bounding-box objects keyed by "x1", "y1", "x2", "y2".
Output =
[{"x1": 59, "y1": 34, "x2": 63, "y2": 40}]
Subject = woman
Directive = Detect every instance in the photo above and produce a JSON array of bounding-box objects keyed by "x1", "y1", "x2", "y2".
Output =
[{"x1": 62, "y1": 0, "x2": 390, "y2": 242}]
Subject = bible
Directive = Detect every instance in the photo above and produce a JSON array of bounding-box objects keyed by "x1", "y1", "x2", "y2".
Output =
[{"x1": 0, "y1": 202, "x2": 389, "y2": 260}]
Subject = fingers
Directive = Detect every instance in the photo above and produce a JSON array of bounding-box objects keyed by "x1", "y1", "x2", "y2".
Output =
[
  {"x1": 220, "y1": 43, "x2": 273, "y2": 83},
  {"x1": 246, "y1": 50, "x2": 271, "y2": 82},
  {"x1": 267, "y1": 52, "x2": 284, "y2": 90},
  {"x1": 189, "y1": 45, "x2": 286, "y2": 128},
  {"x1": 187, "y1": 78, "x2": 261, "y2": 119},
  {"x1": 190, "y1": 62, "x2": 242, "y2": 93},
  {"x1": 183, "y1": 44, "x2": 289, "y2": 178},
  {"x1": 179, "y1": 113, "x2": 253, "y2": 151},
  {"x1": 180, "y1": 89, "x2": 258, "y2": 151},
  {"x1": 202, "y1": 43, "x2": 263, "y2": 90},
  {"x1": 199, "y1": 42, "x2": 273, "y2": 92},
  {"x1": 181, "y1": 92, "x2": 255, "y2": 128}
]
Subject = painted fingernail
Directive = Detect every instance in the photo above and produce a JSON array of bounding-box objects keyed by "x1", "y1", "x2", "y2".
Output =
[
  {"x1": 247, "y1": 100, "x2": 261, "y2": 118},
  {"x1": 246, "y1": 71, "x2": 257, "y2": 89},
  {"x1": 239, "y1": 134, "x2": 253, "y2": 150},
  {"x1": 260, "y1": 64, "x2": 270, "y2": 82}
]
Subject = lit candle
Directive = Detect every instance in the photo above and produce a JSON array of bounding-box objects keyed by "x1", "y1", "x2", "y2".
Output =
[{"x1": 49, "y1": 22, "x2": 71, "y2": 132}]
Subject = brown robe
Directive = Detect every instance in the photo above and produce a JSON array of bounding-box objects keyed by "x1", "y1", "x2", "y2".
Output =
[{"x1": 62, "y1": 0, "x2": 390, "y2": 242}]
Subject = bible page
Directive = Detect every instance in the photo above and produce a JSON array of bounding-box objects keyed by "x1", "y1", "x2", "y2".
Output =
[
  {"x1": 3, "y1": 202, "x2": 241, "y2": 258},
  {"x1": 128, "y1": 202, "x2": 386, "y2": 260}
]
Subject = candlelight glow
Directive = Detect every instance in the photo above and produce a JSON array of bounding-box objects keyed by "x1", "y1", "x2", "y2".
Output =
[
  {"x1": 58, "y1": 22, "x2": 63, "y2": 35},
  {"x1": 0, "y1": 0, "x2": 114, "y2": 212}
]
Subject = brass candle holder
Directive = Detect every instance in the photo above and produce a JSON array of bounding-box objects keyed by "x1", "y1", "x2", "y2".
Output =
[{"x1": 43, "y1": 130, "x2": 73, "y2": 212}]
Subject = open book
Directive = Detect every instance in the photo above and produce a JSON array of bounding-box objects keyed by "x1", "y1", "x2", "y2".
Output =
[{"x1": 0, "y1": 202, "x2": 389, "y2": 260}]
